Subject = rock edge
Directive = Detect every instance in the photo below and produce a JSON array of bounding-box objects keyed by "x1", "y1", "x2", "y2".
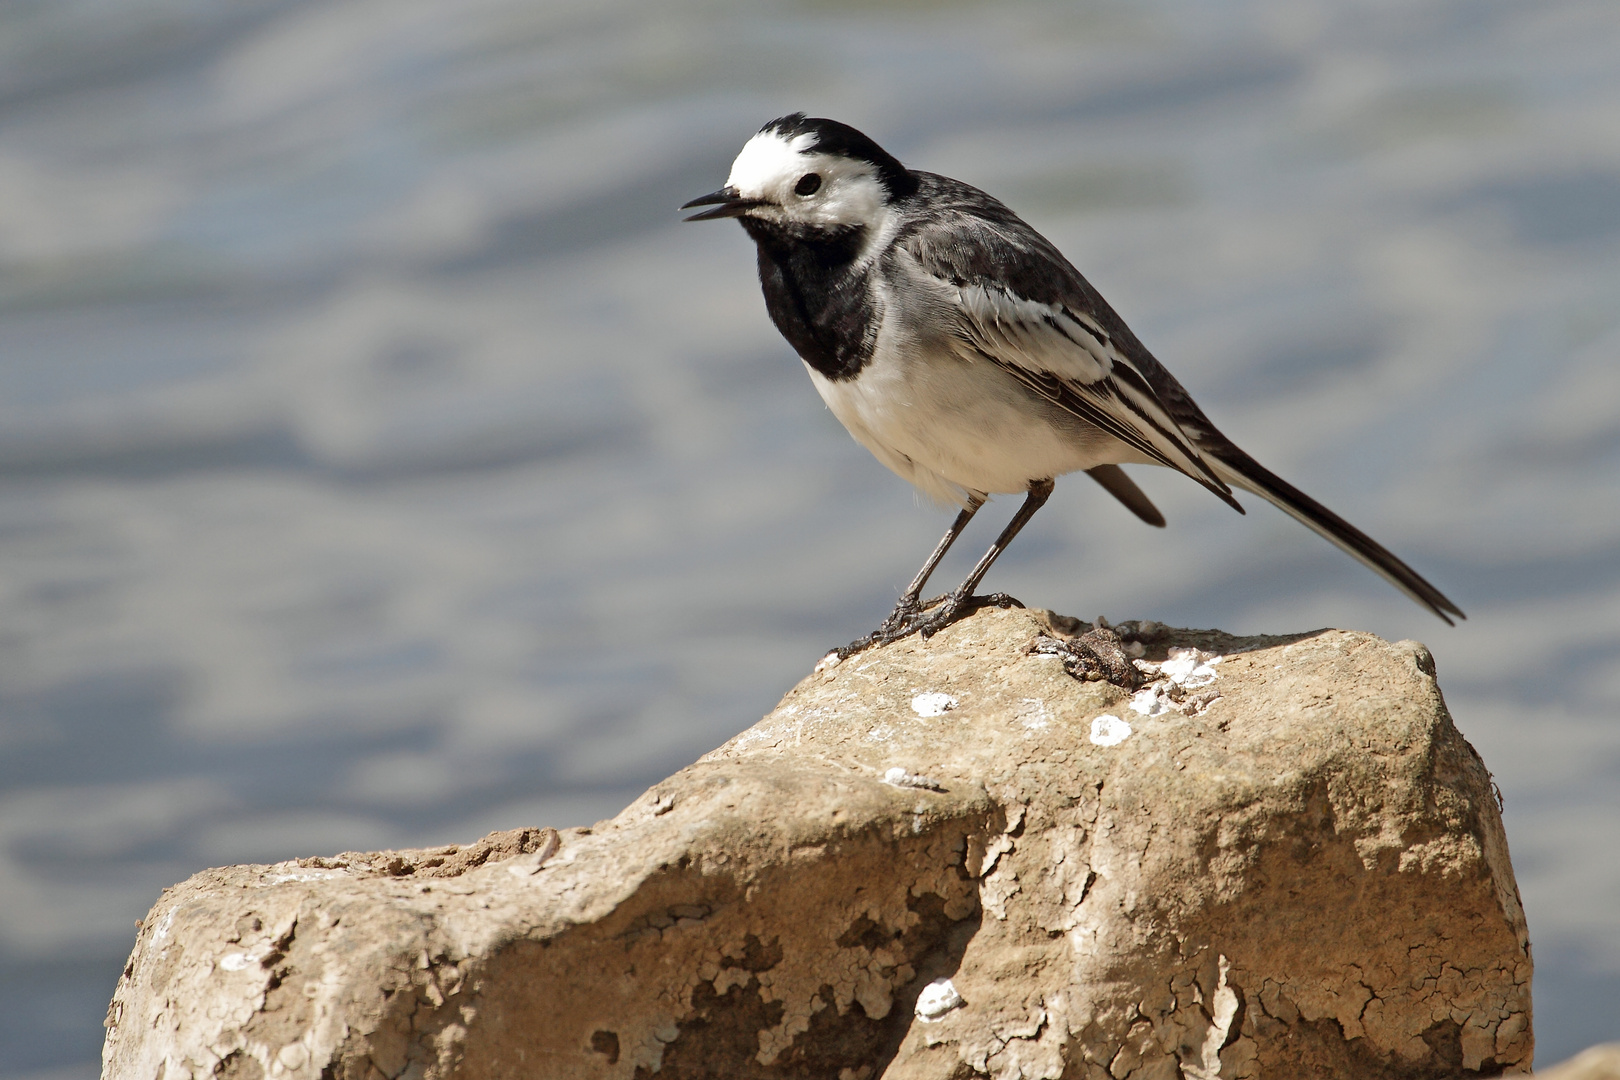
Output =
[{"x1": 102, "y1": 608, "x2": 1533, "y2": 1079}]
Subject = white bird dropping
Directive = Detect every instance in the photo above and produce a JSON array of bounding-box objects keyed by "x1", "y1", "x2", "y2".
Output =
[
  {"x1": 1160, "y1": 647, "x2": 1222, "y2": 689},
  {"x1": 910, "y1": 692, "x2": 957, "y2": 717},
  {"x1": 915, "y1": 977, "x2": 964, "y2": 1021},
  {"x1": 1089, "y1": 714, "x2": 1132, "y2": 746}
]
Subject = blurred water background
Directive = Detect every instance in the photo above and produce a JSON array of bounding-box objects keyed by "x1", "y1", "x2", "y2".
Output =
[{"x1": 1, "y1": 0, "x2": 1617, "y2": 1073}]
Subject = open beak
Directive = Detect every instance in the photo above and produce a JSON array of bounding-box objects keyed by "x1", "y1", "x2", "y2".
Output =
[{"x1": 680, "y1": 186, "x2": 764, "y2": 221}]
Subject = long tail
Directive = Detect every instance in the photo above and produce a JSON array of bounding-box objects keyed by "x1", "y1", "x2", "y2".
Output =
[{"x1": 1205, "y1": 444, "x2": 1464, "y2": 624}]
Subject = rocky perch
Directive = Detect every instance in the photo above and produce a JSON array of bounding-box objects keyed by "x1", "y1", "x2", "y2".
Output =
[{"x1": 102, "y1": 608, "x2": 1532, "y2": 1079}]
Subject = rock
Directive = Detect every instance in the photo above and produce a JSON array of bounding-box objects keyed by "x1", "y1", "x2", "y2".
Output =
[
  {"x1": 102, "y1": 608, "x2": 1533, "y2": 1079},
  {"x1": 1534, "y1": 1045, "x2": 1620, "y2": 1080}
]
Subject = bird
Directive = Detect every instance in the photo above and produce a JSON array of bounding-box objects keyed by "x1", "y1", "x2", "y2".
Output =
[{"x1": 681, "y1": 113, "x2": 1463, "y2": 656}]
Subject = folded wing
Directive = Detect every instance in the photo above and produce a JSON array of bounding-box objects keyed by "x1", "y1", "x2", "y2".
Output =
[
  {"x1": 895, "y1": 178, "x2": 1463, "y2": 623},
  {"x1": 901, "y1": 208, "x2": 1243, "y2": 511}
]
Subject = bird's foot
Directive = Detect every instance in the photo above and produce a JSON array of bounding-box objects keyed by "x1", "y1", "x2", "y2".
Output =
[
  {"x1": 875, "y1": 593, "x2": 925, "y2": 638},
  {"x1": 1026, "y1": 624, "x2": 1140, "y2": 689},
  {"x1": 835, "y1": 591, "x2": 1024, "y2": 660}
]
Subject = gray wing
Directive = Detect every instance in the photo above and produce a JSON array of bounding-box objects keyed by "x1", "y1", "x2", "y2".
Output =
[
  {"x1": 895, "y1": 174, "x2": 1243, "y2": 512},
  {"x1": 894, "y1": 173, "x2": 1465, "y2": 623}
]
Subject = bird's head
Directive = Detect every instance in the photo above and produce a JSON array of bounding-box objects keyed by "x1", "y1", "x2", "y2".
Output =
[{"x1": 682, "y1": 114, "x2": 917, "y2": 234}]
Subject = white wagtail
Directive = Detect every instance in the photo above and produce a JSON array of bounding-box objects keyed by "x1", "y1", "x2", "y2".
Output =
[{"x1": 683, "y1": 114, "x2": 1463, "y2": 654}]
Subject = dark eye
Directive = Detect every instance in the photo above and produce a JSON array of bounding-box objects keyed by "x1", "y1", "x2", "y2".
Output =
[{"x1": 794, "y1": 173, "x2": 822, "y2": 196}]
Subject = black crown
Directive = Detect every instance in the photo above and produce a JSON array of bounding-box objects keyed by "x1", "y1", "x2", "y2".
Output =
[{"x1": 760, "y1": 113, "x2": 920, "y2": 199}]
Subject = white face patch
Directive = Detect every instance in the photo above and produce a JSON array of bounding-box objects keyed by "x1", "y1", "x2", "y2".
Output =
[{"x1": 725, "y1": 128, "x2": 889, "y2": 230}]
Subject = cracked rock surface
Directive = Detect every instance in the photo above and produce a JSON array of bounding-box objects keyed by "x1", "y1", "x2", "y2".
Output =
[{"x1": 102, "y1": 608, "x2": 1532, "y2": 1079}]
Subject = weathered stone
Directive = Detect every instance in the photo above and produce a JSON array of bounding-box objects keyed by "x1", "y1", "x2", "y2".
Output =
[{"x1": 102, "y1": 608, "x2": 1532, "y2": 1079}]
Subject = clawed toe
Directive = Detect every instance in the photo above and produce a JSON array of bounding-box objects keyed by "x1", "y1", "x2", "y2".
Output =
[
  {"x1": 875, "y1": 594, "x2": 924, "y2": 637},
  {"x1": 908, "y1": 591, "x2": 1023, "y2": 639},
  {"x1": 835, "y1": 591, "x2": 1025, "y2": 660}
]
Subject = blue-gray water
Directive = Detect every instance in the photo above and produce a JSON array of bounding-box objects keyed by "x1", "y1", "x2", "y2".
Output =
[{"x1": 1, "y1": 0, "x2": 1617, "y2": 1073}]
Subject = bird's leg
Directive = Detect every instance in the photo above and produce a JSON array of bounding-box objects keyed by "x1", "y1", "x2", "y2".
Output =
[
  {"x1": 907, "y1": 478, "x2": 1054, "y2": 637},
  {"x1": 841, "y1": 480, "x2": 1054, "y2": 656},
  {"x1": 837, "y1": 499, "x2": 981, "y2": 659},
  {"x1": 878, "y1": 498, "x2": 982, "y2": 632}
]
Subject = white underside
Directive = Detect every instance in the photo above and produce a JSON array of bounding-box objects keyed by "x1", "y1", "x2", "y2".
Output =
[{"x1": 805, "y1": 335, "x2": 1132, "y2": 508}]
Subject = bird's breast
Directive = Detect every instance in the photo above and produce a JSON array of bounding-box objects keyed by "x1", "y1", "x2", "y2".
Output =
[
  {"x1": 804, "y1": 331, "x2": 1120, "y2": 503},
  {"x1": 749, "y1": 224, "x2": 881, "y2": 382}
]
